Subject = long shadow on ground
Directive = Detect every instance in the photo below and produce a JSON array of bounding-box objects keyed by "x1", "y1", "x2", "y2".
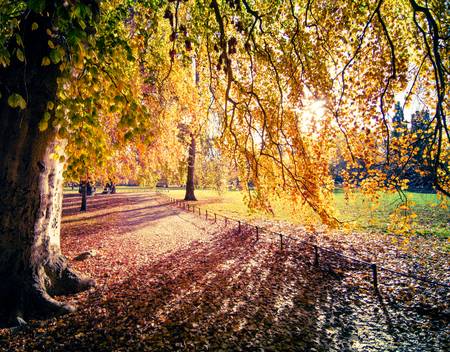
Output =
[
  {"x1": 0, "y1": 228, "x2": 338, "y2": 351},
  {"x1": 61, "y1": 193, "x2": 179, "y2": 242},
  {"x1": 1, "y1": 195, "x2": 447, "y2": 351}
]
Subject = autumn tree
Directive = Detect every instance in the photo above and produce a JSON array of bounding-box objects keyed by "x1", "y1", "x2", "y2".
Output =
[
  {"x1": 0, "y1": 0, "x2": 448, "y2": 326},
  {"x1": 178, "y1": 0, "x2": 448, "y2": 225},
  {"x1": 0, "y1": 0, "x2": 156, "y2": 325},
  {"x1": 163, "y1": 57, "x2": 211, "y2": 201},
  {"x1": 0, "y1": 0, "x2": 101, "y2": 325}
]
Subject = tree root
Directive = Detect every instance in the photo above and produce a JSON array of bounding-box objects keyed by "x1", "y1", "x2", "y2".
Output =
[
  {"x1": 29, "y1": 286, "x2": 76, "y2": 318},
  {"x1": 0, "y1": 259, "x2": 95, "y2": 327},
  {"x1": 54, "y1": 266, "x2": 95, "y2": 295},
  {"x1": 45, "y1": 256, "x2": 95, "y2": 296}
]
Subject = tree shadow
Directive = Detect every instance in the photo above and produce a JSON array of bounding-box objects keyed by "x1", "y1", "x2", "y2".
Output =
[
  {"x1": 7, "y1": 228, "x2": 370, "y2": 351},
  {"x1": 62, "y1": 193, "x2": 156, "y2": 217},
  {"x1": 61, "y1": 193, "x2": 179, "y2": 242},
  {"x1": 3, "y1": 195, "x2": 446, "y2": 351}
]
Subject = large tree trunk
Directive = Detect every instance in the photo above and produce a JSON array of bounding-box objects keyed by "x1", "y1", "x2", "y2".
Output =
[
  {"x1": 184, "y1": 133, "x2": 197, "y2": 201},
  {"x1": 0, "y1": 10, "x2": 94, "y2": 327}
]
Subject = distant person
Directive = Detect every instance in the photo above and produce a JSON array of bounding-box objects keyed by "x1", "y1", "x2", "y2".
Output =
[{"x1": 102, "y1": 182, "x2": 111, "y2": 194}]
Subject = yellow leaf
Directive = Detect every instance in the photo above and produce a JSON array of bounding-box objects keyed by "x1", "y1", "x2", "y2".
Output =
[
  {"x1": 38, "y1": 120, "x2": 48, "y2": 131},
  {"x1": 78, "y1": 19, "x2": 86, "y2": 30},
  {"x1": 31, "y1": 22, "x2": 39, "y2": 31},
  {"x1": 8, "y1": 93, "x2": 26, "y2": 110},
  {"x1": 41, "y1": 56, "x2": 51, "y2": 66}
]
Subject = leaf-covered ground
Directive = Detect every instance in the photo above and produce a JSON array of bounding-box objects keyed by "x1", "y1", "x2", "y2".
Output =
[{"x1": 0, "y1": 193, "x2": 448, "y2": 351}]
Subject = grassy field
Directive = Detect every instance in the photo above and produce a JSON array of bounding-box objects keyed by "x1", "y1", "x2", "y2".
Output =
[
  {"x1": 157, "y1": 188, "x2": 449, "y2": 239},
  {"x1": 63, "y1": 185, "x2": 448, "y2": 238}
]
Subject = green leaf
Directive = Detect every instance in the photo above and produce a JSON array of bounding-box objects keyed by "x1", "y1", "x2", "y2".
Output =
[
  {"x1": 43, "y1": 112, "x2": 51, "y2": 121},
  {"x1": 49, "y1": 48, "x2": 61, "y2": 64},
  {"x1": 16, "y1": 49, "x2": 24, "y2": 62},
  {"x1": 8, "y1": 93, "x2": 26, "y2": 110},
  {"x1": 15, "y1": 34, "x2": 23, "y2": 47}
]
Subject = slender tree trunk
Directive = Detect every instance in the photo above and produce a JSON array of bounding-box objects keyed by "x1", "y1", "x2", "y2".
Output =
[
  {"x1": 80, "y1": 182, "x2": 87, "y2": 211},
  {"x1": 184, "y1": 133, "x2": 197, "y2": 201},
  {"x1": 0, "y1": 10, "x2": 94, "y2": 327}
]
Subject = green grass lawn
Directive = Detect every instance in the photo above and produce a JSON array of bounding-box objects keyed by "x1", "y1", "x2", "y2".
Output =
[
  {"x1": 333, "y1": 190, "x2": 449, "y2": 238},
  {"x1": 159, "y1": 188, "x2": 449, "y2": 239},
  {"x1": 64, "y1": 185, "x2": 448, "y2": 238}
]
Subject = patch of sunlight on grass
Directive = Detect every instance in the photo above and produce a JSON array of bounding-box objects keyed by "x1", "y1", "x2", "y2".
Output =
[{"x1": 161, "y1": 188, "x2": 449, "y2": 239}]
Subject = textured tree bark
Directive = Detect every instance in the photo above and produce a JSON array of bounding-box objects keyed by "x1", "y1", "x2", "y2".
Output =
[
  {"x1": 0, "y1": 11, "x2": 94, "y2": 327},
  {"x1": 184, "y1": 133, "x2": 197, "y2": 201}
]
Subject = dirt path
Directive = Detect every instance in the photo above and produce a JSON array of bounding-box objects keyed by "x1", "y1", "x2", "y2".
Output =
[
  {"x1": 1, "y1": 193, "x2": 447, "y2": 351},
  {"x1": 63, "y1": 192, "x2": 218, "y2": 262}
]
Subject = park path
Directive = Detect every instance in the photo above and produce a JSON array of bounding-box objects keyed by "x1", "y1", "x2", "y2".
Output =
[
  {"x1": 61, "y1": 192, "x2": 222, "y2": 291},
  {"x1": 1, "y1": 192, "x2": 447, "y2": 351},
  {"x1": 62, "y1": 192, "x2": 219, "y2": 257}
]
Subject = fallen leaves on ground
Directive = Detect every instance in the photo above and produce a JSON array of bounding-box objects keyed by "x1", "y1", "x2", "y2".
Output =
[{"x1": 0, "y1": 193, "x2": 448, "y2": 351}]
